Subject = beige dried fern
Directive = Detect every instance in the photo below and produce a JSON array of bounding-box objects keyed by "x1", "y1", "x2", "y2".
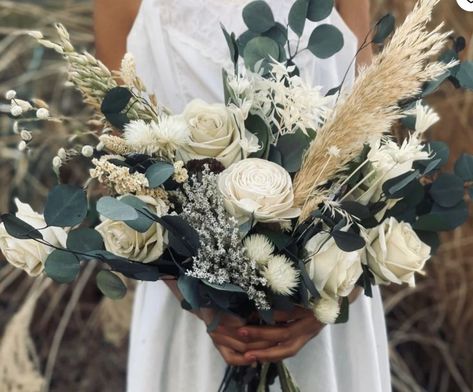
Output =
[{"x1": 293, "y1": 0, "x2": 456, "y2": 220}]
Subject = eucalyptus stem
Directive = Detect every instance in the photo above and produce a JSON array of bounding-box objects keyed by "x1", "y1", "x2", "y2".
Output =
[
  {"x1": 257, "y1": 363, "x2": 271, "y2": 392},
  {"x1": 276, "y1": 361, "x2": 300, "y2": 392}
]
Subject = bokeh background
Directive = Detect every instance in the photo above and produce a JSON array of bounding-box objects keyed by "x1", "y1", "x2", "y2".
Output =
[{"x1": 0, "y1": 1, "x2": 471, "y2": 391}]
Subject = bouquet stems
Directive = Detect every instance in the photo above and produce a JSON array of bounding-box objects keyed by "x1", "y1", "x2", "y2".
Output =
[{"x1": 276, "y1": 362, "x2": 300, "y2": 392}]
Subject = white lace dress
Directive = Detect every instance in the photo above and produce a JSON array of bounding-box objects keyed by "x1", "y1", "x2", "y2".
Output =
[{"x1": 126, "y1": 1, "x2": 392, "y2": 391}]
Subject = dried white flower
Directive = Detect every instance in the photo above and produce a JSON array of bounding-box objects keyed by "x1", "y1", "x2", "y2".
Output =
[
  {"x1": 36, "y1": 108, "x2": 50, "y2": 119},
  {"x1": 151, "y1": 115, "x2": 189, "y2": 155},
  {"x1": 262, "y1": 255, "x2": 299, "y2": 296},
  {"x1": 27, "y1": 31, "x2": 44, "y2": 40},
  {"x1": 412, "y1": 101, "x2": 440, "y2": 135},
  {"x1": 243, "y1": 234, "x2": 275, "y2": 266},
  {"x1": 173, "y1": 161, "x2": 189, "y2": 183},
  {"x1": 120, "y1": 53, "x2": 137, "y2": 86},
  {"x1": 18, "y1": 141, "x2": 27, "y2": 152},
  {"x1": 57, "y1": 147, "x2": 67, "y2": 160},
  {"x1": 328, "y1": 146, "x2": 341, "y2": 158},
  {"x1": 52, "y1": 156, "x2": 62, "y2": 169},
  {"x1": 312, "y1": 297, "x2": 340, "y2": 324},
  {"x1": 20, "y1": 130, "x2": 32, "y2": 142},
  {"x1": 124, "y1": 120, "x2": 158, "y2": 155},
  {"x1": 81, "y1": 145, "x2": 94, "y2": 158},
  {"x1": 10, "y1": 105, "x2": 22, "y2": 117},
  {"x1": 15, "y1": 99, "x2": 32, "y2": 112},
  {"x1": 96, "y1": 141, "x2": 105, "y2": 151},
  {"x1": 5, "y1": 90, "x2": 16, "y2": 100}
]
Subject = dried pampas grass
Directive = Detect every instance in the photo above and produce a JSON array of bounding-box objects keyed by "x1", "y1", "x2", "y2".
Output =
[{"x1": 293, "y1": 0, "x2": 455, "y2": 220}]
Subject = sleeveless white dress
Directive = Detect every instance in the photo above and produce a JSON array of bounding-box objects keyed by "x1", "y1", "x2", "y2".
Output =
[{"x1": 126, "y1": 1, "x2": 392, "y2": 391}]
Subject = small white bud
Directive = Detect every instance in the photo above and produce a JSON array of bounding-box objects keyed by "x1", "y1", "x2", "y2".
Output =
[
  {"x1": 81, "y1": 145, "x2": 94, "y2": 158},
  {"x1": 10, "y1": 105, "x2": 22, "y2": 117},
  {"x1": 36, "y1": 108, "x2": 50, "y2": 119},
  {"x1": 57, "y1": 147, "x2": 67, "y2": 160},
  {"x1": 5, "y1": 90, "x2": 16, "y2": 100},
  {"x1": 20, "y1": 130, "x2": 32, "y2": 142},
  {"x1": 52, "y1": 156, "x2": 62, "y2": 169},
  {"x1": 18, "y1": 141, "x2": 27, "y2": 152},
  {"x1": 15, "y1": 99, "x2": 32, "y2": 112},
  {"x1": 96, "y1": 142, "x2": 105, "y2": 152}
]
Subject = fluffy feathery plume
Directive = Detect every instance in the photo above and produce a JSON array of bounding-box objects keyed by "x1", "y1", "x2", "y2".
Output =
[
  {"x1": 293, "y1": 0, "x2": 455, "y2": 220},
  {"x1": 262, "y1": 255, "x2": 299, "y2": 296},
  {"x1": 312, "y1": 297, "x2": 341, "y2": 324},
  {"x1": 243, "y1": 234, "x2": 275, "y2": 266}
]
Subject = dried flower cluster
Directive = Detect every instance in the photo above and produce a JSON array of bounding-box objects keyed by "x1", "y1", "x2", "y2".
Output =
[{"x1": 179, "y1": 169, "x2": 269, "y2": 310}]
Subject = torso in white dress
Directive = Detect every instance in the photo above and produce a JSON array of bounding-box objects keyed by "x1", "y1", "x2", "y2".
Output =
[{"x1": 126, "y1": 1, "x2": 392, "y2": 391}]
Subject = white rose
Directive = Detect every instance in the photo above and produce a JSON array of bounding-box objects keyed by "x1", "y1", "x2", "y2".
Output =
[
  {"x1": 96, "y1": 195, "x2": 166, "y2": 263},
  {"x1": 365, "y1": 217, "x2": 430, "y2": 287},
  {"x1": 218, "y1": 158, "x2": 301, "y2": 223},
  {"x1": 179, "y1": 99, "x2": 256, "y2": 167},
  {"x1": 305, "y1": 232, "x2": 363, "y2": 301},
  {"x1": 0, "y1": 199, "x2": 67, "y2": 276}
]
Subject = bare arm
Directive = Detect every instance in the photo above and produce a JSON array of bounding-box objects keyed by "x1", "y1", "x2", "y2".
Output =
[
  {"x1": 337, "y1": 0, "x2": 373, "y2": 68},
  {"x1": 93, "y1": 0, "x2": 141, "y2": 71}
]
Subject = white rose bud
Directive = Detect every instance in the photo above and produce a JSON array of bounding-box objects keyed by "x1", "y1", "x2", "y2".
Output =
[
  {"x1": 10, "y1": 105, "x2": 22, "y2": 117},
  {"x1": 20, "y1": 129, "x2": 32, "y2": 142},
  {"x1": 36, "y1": 108, "x2": 50, "y2": 119},
  {"x1": 365, "y1": 217, "x2": 430, "y2": 287},
  {"x1": 179, "y1": 99, "x2": 256, "y2": 167},
  {"x1": 52, "y1": 156, "x2": 62, "y2": 169},
  {"x1": 81, "y1": 145, "x2": 94, "y2": 158},
  {"x1": 218, "y1": 158, "x2": 301, "y2": 224},
  {"x1": 57, "y1": 148, "x2": 67, "y2": 160},
  {"x1": 96, "y1": 195, "x2": 166, "y2": 263},
  {"x1": 0, "y1": 200, "x2": 67, "y2": 276},
  {"x1": 5, "y1": 90, "x2": 16, "y2": 100},
  {"x1": 18, "y1": 141, "x2": 27, "y2": 152},
  {"x1": 305, "y1": 232, "x2": 363, "y2": 314}
]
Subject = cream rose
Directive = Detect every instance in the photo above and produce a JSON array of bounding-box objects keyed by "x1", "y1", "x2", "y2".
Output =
[
  {"x1": 96, "y1": 195, "x2": 166, "y2": 263},
  {"x1": 0, "y1": 199, "x2": 67, "y2": 276},
  {"x1": 365, "y1": 217, "x2": 430, "y2": 287},
  {"x1": 179, "y1": 99, "x2": 257, "y2": 167},
  {"x1": 305, "y1": 232, "x2": 363, "y2": 301},
  {"x1": 218, "y1": 158, "x2": 301, "y2": 223}
]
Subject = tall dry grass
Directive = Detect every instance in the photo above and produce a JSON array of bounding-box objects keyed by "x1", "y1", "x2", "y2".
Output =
[{"x1": 0, "y1": 1, "x2": 472, "y2": 391}]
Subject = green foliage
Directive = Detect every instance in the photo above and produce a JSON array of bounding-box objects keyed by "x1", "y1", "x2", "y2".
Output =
[
  {"x1": 455, "y1": 61, "x2": 473, "y2": 89},
  {"x1": 45, "y1": 249, "x2": 80, "y2": 284},
  {"x1": 120, "y1": 195, "x2": 155, "y2": 233},
  {"x1": 145, "y1": 161, "x2": 175, "y2": 188},
  {"x1": 242, "y1": 1, "x2": 276, "y2": 33},
  {"x1": 44, "y1": 185, "x2": 88, "y2": 227},
  {"x1": 246, "y1": 113, "x2": 272, "y2": 159},
  {"x1": 221, "y1": 24, "x2": 239, "y2": 66},
  {"x1": 429, "y1": 174, "x2": 465, "y2": 208},
  {"x1": 383, "y1": 170, "x2": 420, "y2": 199},
  {"x1": 332, "y1": 230, "x2": 366, "y2": 252},
  {"x1": 288, "y1": 0, "x2": 309, "y2": 37},
  {"x1": 96, "y1": 196, "x2": 139, "y2": 221},
  {"x1": 306, "y1": 0, "x2": 333, "y2": 22},
  {"x1": 96, "y1": 270, "x2": 127, "y2": 300},
  {"x1": 372, "y1": 14, "x2": 395, "y2": 44},
  {"x1": 413, "y1": 201, "x2": 469, "y2": 232},
  {"x1": 156, "y1": 215, "x2": 200, "y2": 257},
  {"x1": 0, "y1": 214, "x2": 42, "y2": 240},
  {"x1": 101, "y1": 87, "x2": 133, "y2": 129},
  {"x1": 178, "y1": 275, "x2": 201, "y2": 309},
  {"x1": 335, "y1": 297, "x2": 350, "y2": 324},
  {"x1": 243, "y1": 36, "x2": 280, "y2": 72},
  {"x1": 276, "y1": 130, "x2": 312, "y2": 173},
  {"x1": 307, "y1": 24, "x2": 344, "y2": 59},
  {"x1": 66, "y1": 228, "x2": 104, "y2": 253},
  {"x1": 455, "y1": 153, "x2": 473, "y2": 181}
]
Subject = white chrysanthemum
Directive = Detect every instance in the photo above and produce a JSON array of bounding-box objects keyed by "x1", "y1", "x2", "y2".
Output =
[
  {"x1": 151, "y1": 115, "x2": 189, "y2": 154},
  {"x1": 124, "y1": 120, "x2": 160, "y2": 155},
  {"x1": 36, "y1": 108, "x2": 49, "y2": 119},
  {"x1": 312, "y1": 297, "x2": 340, "y2": 324},
  {"x1": 243, "y1": 234, "x2": 275, "y2": 266},
  {"x1": 262, "y1": 255, "x2": 299, "y2": 296}
]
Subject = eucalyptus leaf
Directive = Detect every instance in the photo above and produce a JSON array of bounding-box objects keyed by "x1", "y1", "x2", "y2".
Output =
[
  {"x1": 427, "y1": 141, "x2": 449, "y2": 167},
  {"x1": 101, "y1": 87, "x2": 133, "y2": 114},
  {"x1": 383, "y1": 170, "x2": 420, "y2": 198},
  {"x1": 288, "y1": 0, "x2": 309, "y2": 37},
  {"x1": 121, "y1": 195, "x2": 155, "y2": 233},
  {"x1": 96, "y1": 196, "x2": 139, "y2": 221},
  {"x1": 242, "y1": 1, "x2": 275, "y2": 33},
  {"x1": 276, "y1": 130, "x2": 311, "y2": 173},
  {"x1": 263, "y1": 23, "x2": 288, "y2": 47},
  {"x1": 156, "y1": 215, "x2": 200, "y2": 257},
  {"x1": 66, "y1": 228, "x2": 104, "y2": 253},
  {"x1": 335, "y1": 297, "x2": 349, "y2": 324},
  {"x1": 268, "y1": 145, "x2": 283, "y2": 166},
  {"x1": 429, "y1": 173, "x2": 465, "y2": 208},
  {"x1": 221, "y1": 24, "x2": 239, "y2": 65},
  {"x1": 94, "y1": 251, "x2": 161, "y2": 281},
  {"x1": 237, "y1": 30, "x2": 258, "y2": 54},
  {"x1": 307, "y1": 0, "x2": 333, "y2": 22},
  {"x1": 45, "y1": 250, "x2": 80, "y2": 284},
  {"x1": 246, "y1": 112, "x2": 271, "y2": 159},
  {"x1": 307, "y1": 24, "x2": 344, "y2": 59},
  {"x1": 44, "y1": 185, "x2": 88, "y2": 227},
  {"x1": 413, "y1": 201, "x2": 469, "y2": 232},
  {"x1": 178, "y1": 275, "x2": 201, "y2": 309},
  {"x1": 96, "y1": 270, "x2": 127, "y2": 300},
  {"x1": 145, "y1": 161, "x2": 175, "y2": 188},
  {"x1": 332, "y1": 230, "x2": 366, "y2": 252},
  {"x1": 0, "y1": 214, "x2": 42, "y2": 240},
  {"x1": 372, "y1": 14, "x2": 395, "y2": 44},
  {"x1": 455, "y1": 61, "x2": 473, "y2": 90},
  {"x1": 103, "y1": 112, "x2": 129, "y2": 130},
  {"x1": 244, "y1": 36, "x2": 280, "y2": 72},
  {"x1": 454, "y1": 153, "x2": 473, "y2": 181}
]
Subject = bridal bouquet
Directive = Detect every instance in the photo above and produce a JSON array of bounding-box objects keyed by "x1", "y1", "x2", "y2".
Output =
[{"x1": 2, "y1": 0, "x2": 473, "y2": 390}]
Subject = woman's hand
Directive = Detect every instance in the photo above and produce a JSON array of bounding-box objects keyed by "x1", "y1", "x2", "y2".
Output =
[
  {"x1": 238, "y1": 307, "x2": 325, "y2": 363},
  {"x1": 198, "y1": 308, "x2": 275, "y2": 366}
]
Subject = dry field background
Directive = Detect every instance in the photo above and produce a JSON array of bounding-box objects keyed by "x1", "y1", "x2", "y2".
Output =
[{"x1": 0, "y1": 1, "x2": 471, "y2": 391}]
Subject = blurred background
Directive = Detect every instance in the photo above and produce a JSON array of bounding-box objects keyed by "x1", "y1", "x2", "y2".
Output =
[{"x1": 0, "y1": 0, "x2": 471, "y2": 391}]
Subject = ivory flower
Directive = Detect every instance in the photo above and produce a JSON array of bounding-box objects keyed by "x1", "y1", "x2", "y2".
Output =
[
  {"x1": 218, "y1": 158, "x2": 301, "y2": 224},
  {"x1": 365, "y1": 217, "x2": 430, "y2": 287},
  {"x1": 262, "y1": 255, "x2": 299, "y2": 296},
  {"x1": 243, "y1": 234, "x2": 275, "y2": 266},
  {"x1": 0, "y1": 200, "x2": 67, "y2": 276}
]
